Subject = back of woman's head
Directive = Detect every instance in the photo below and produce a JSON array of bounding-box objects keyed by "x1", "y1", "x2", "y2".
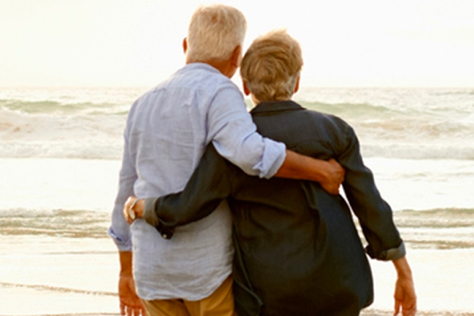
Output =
[{"x1": 240, "y1": 30, "x2": 303, "y2": 101}]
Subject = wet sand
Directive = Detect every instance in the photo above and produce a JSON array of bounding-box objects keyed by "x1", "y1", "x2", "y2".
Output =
[{"x1": 1, "y1": 234, "x2": 474, "y2": 316}]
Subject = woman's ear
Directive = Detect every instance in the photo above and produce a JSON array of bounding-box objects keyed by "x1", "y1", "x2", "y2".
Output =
[
  {"x1": 294, "y1": 75, "x2": 300, "y2": 94},
  {"x1": 242, "y1": 80, "x2": 251, "y2": 96}
]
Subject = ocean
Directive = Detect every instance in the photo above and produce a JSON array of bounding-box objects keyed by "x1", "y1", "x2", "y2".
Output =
[{"x1": 0, "y1": 86, "x2": 473, "y2": 315}]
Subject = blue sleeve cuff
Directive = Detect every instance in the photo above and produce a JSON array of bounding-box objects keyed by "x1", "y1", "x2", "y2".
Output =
[
  {"x1": 107, "y1": 227, "x2": 132, "y2": 251},
  {"x1": 259, "y1": 140, "x2": 286, "y2": 179}
]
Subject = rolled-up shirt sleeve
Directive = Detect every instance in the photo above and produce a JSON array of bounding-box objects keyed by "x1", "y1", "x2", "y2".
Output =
[{"x1": 207, "y1": 85, "x2": 286, "y2": 179}]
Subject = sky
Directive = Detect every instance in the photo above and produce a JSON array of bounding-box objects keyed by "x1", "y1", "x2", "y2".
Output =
[{"x1": 1, "y1": 0, "x2": 473, "y2": 88}]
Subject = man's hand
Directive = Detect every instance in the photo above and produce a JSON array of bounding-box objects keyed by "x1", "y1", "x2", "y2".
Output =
[
  {"x1": 274, "y1": 151, "x2": 345, "y2": 194},
  {"x1": 393, "y1": 257, "x2": 417, "y2": 316},
  {"x1": 319, "y1": 158, "x2": 345, "y2": 195},
  {"x1": 118, "y1": 251, "x2": 145, "y2": 316},
  {"x1": 119, "y1": 273, "x2": 146, "y2": 316}
]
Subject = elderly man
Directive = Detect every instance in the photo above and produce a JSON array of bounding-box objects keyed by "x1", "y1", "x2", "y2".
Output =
[
  {"x1": 109, "y1": 5, "x2": 344, "y2": 316},
  {"x1": 127, "y1": 30, "x2": 417, "y2": 316}
]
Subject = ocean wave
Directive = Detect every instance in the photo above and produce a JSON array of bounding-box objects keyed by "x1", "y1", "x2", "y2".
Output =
[
  {"x1": 0, "y1": 209, "x2": 110, "y2": 238},
  {"x1": 392, "y1": 208, "x2": 474, "y2": 250},
  {"x1": 299, "y1": 100, "x2": 398, "y2": 120},
  {"x1": 3, "y1": 207, "x2": 473, "y2": 251},
  {"x1": 433, "y1": 89, "x2": 474, "y2": 96},
  {"x1": 361, "y1": 143, "x2": 474, "y2": 160},
  {"x1": 0, "y1": 106, "x2": 125, "y2": 159},
  {"x1": 295, "y1": 100, "x2": 474, "y2": 160},
  {"x1": 354, "y1": 208, "x2": 474, "y2": 250},
  {"x1": 0, "y1": 98, "x2": 128, "y2": 115},
  {"x1": 395, "y1": 208, "x2": 474, "y2": 228},
  {"x1": 1, "y1": 87, "x2": 473, "y2": 160}
]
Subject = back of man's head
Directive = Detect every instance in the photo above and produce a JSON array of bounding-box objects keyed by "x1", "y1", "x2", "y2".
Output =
[
  {"x1": 186, "y1": 4, "x2": 247, "y2": 63},
  {"x1": 240, "y1": 30, "x2": 303, "y2": 102}
]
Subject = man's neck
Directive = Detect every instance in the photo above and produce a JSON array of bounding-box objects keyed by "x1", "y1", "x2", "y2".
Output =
[{"x1": 186, "y1": 59, "x2": 236, "y2": 79}]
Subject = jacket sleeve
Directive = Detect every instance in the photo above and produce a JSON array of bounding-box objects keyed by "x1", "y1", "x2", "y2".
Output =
[
  {"x1": 337, "y1": 121, "x2": 405, "y2": 261},
  {"x1": 143, "y1": 144, "x2": 233, "y2": 239}
]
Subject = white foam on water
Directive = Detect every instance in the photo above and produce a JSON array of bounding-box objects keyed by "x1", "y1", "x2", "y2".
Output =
[{"x1": 1, "y1": 86, "x2": 474, "y2": 160}]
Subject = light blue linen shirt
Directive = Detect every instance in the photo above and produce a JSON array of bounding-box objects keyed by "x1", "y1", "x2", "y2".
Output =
[{"x1": 108, "y1": 63, "x2": 286, "y2": 301}]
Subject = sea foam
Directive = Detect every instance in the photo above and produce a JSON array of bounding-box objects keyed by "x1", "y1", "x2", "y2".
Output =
[{"x1": 1, "y1": 87, "x2": 473, "y2": 160}]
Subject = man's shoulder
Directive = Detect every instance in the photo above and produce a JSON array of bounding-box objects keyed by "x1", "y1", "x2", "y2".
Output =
[
  {"x1": 137, "y1": 63, "x2": 238, "y2": 97},
  {"x1": 128, "y1": 64, "x2": 243, "y2": 119}
]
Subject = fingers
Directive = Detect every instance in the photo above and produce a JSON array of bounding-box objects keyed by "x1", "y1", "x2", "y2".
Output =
[
  {"x1": 321, "y1": 183, "x2": 340, "y2": 195},
  {"x1": 328, "y1": 185, "x2": 340, "y2": 195},
  {"x1": 118, "y1": 273, "x2": 145, "y2": 316},
  {"x1": 323, "y1": 158, "x2": 344, "y2": 195},
  {"x1": 123, "y1": 196, "x2": 136, "y2": 224},
  {"x1": 393, "y1": 299, "x2": 400, "y2": 316},
  {"x1": 393, "y1": 286, "x2": 417, "y2": 316},
  {"x1": 120, "y1": 302, "x2": 126, "y2": 316},
  {"x1": 402, "y1": 299, "x2": 417, "y2": 316},
  {"x1": 328, "y1": 158, "x2": 345, "y2": 183},
  {"x1": 120, "y1": 302, "x2": 146, "y2": 316},
  {"x1": 130, "y1": 305, "x2": 145, "y2": 316},
  {"x1": 138, "y1": 305, "x2": 147, "y2": 316}
]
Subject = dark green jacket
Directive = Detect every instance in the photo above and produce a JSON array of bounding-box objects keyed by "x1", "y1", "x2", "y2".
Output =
[{"x1": 145, "y1": 100, "x2": 405, "y2": 316}]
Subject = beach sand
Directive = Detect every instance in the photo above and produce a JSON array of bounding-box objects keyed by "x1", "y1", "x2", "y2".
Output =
[
  {"x1": 1, "y1": 233, "x2": 473, "y2": 316},
  {"x1": 361, "y1": 310, "x2": 474, "y2": 316},
  {"x1": 1, "y1": 159, "x2": 473, "y2": 315},
  {"x1": 0, "y1": 236, "x2": 118, "y2": 316}
]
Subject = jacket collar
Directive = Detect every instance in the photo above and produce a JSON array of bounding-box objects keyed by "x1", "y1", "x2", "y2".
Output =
[{"x1": 250, "y1": 100, "x2": 305, "y2": 115}]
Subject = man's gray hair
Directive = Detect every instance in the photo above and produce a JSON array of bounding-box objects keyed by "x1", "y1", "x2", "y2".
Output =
[{"x1": 186, "y1": 4, "x2": 247, "y2": 63}]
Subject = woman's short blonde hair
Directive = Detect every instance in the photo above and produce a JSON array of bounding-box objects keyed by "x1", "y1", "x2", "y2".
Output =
[
  {"x1": 240, "y1": 30, "x2": 303, "y2": 101},
  {"x1": 186, "y1": 5, "x2": 247, "y2": 63}
]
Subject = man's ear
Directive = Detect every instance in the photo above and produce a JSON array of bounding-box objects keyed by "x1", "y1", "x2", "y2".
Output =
[
  {"x1": 242, "y1": 80, "x2": 251, "y2": 96},
  {"x1": 182, "y1": 38, "x2": 188, "y2": 54},
  {"x1": 230, "y1": 45, "x2": 242, "y2": 68}
]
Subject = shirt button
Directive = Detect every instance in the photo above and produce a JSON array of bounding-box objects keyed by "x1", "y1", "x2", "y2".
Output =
[{"x1": 162, "y1": 234, "x2": 168, "y2": 239}]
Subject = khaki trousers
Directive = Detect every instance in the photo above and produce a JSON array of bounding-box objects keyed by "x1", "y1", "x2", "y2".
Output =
[{"x1": 141, "y1": 275, "x2": 236, "y2": 316}]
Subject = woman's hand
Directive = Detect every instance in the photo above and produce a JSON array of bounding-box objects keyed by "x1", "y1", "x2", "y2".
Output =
[{"x1": 123, "y1": 196, "x2": 144, "y2": 224}]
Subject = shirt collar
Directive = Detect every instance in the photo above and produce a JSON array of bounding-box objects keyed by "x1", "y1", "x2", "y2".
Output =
[
  {"x1": 180, "y1": 62, "x2": 221, "y2": 75},
  {"x1": 250, "y1": 100, "x2": 305, "y2": 115}
]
